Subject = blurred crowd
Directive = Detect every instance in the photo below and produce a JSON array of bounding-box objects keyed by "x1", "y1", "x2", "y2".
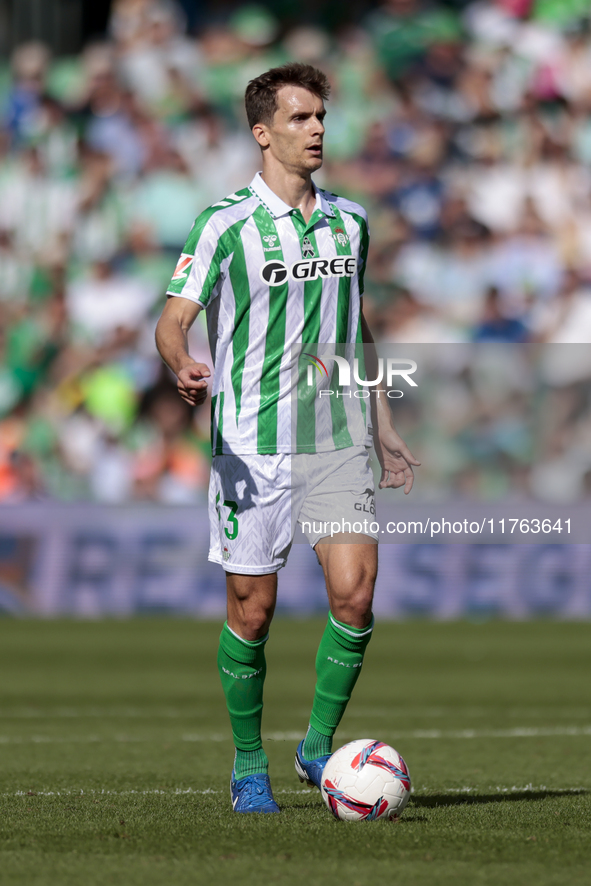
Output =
[{"x1": 2, "y1": 0, "x2": 591, "y2": 504}]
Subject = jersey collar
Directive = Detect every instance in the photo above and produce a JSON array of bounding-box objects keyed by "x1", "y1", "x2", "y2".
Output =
[{"x1": 249, "y1": 172, "x2": 336, "y2": 220}]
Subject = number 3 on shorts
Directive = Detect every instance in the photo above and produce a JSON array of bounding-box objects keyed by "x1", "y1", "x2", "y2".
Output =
[{"x1": 216, "y1": 493, "x2": 239, "y2": 540}]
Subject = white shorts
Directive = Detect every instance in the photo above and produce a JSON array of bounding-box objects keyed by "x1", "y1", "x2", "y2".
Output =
[{"x1": 208, "y1": 446, "x2": 377, "y2": 574}]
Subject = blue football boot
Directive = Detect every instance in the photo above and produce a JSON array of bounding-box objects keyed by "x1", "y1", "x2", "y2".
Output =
[
  {"x1": 294, "y1": 740, "x2": 332, "y2": 790},
  {"x1": 230, "y1": 771, "x2": 280, "y2": 813}
]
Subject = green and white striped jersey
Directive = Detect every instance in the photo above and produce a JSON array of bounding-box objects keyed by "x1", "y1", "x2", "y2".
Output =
[{"x1": 167, "y1": 172, "x2": 371, "y2": 455}]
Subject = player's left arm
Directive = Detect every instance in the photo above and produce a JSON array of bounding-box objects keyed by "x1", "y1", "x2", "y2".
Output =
[{"x1": 360, "y1": 302, "x2": 421, "y2": 494}]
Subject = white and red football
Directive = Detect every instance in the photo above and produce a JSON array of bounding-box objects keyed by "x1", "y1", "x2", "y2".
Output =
[{"x1": 321, "y1": 739, "x2": 411, "y2": 822}]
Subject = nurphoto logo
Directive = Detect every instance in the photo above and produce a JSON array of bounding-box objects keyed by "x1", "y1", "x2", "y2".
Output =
[{"x1": 302, "y1": 354, "x2": 418, "y2": 398}]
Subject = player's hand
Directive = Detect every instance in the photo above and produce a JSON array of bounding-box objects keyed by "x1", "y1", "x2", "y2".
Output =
[
  {"x1": 376, "y1": 428, "x2": 421, "y2": 495},
  {"x1": 177, "y1": 362, "x2": 211, "y2": 406}
]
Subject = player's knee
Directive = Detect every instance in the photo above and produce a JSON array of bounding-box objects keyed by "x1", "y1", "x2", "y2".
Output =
[
  {"x1": 348, "y1": 591, "x2": 374, "y2": 624},
  {"x1": 345, "y1": 561, "x2": 377, "y2": 600},
  {"x1": 332, "y1": 602, "x2": 372, "y2": 629},
  {"x1": 331, "y1": 581, "x2": 374, "y2": 628},
  {"x1": 244, "y1": 605, "x2": 274, "y2": 636},
  {"x1": 227, "y1": 578, "x2": 276, "y2": 639},
  {"x1": 329, "y1": 562, "x2": 377, "y2": 626},
  {"x1": 229, "y1": 606, "x2": 273, "y2": 641}
]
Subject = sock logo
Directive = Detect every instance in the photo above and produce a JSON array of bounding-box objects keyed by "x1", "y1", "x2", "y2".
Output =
[
  {"x1": 221, "y1": 666, "x2": 263, "y2": 680},
  {"x1": 327, "y1": 656, "x2": 362, "y2": 668}
]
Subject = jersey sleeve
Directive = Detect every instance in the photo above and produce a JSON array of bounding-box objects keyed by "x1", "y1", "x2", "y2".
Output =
[
  {"x1": 166, "y1": 211, "x2": 224, "y2": 308},
  {"x1": 357, "y1": 213, "x2": 370, "y2": 297},
  {"x1": 332, "y1": 194, "x2": 370, "y2": 298}
]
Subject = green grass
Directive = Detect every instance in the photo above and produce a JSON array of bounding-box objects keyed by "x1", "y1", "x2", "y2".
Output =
[{"x1": 0, "y1": 619, "x2": 590, "y2": 885}]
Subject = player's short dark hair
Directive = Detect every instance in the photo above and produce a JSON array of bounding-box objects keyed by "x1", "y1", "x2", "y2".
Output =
[{"x1": 245, "y1": 63, "x2": 330, "y2": 130}]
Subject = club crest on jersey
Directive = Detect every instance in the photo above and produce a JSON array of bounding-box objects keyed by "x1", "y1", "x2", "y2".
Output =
[
  {"x1": 302, "y1": 236, "x2": 315, "y2": 258},
  {"x1": 332, "y1": 227, "x2": 349, "y2": 247},
  {"x1": 262, "y1": 234, "x2": 281, "y2": 252},
  {"x1": 260, "y1": 257, "x2": 357, "y2": 287},
  {"x1": 172, "y1": 253, "x2": 193, "y2": 280}
]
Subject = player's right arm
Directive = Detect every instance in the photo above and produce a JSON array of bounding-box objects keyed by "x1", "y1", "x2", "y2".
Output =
[{"x1": 155, "y1": 297, "x2": 211, "y2": 407}]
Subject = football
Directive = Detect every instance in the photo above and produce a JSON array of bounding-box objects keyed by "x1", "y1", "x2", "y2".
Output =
[{"x1": 320, "y1": 739, "x2": 411, "y2": 822}]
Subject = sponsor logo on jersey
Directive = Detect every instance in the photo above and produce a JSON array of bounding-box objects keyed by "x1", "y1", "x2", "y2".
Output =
[
  {"x1": 260, "y1": 261, "x2": 290, "y2": 286},
  {"x1": 172, "y1": 253, "x2": 194, "y2": 280},
  {"x1": 332, "y1": 226, "x2": 349, "y2": 247},
  {"x1": 302, "y1": 236, "x2": 315, "y2": 258},
  {"x1": 260, "y1": 256, "x2": 357, "y2": 286},
  {"x1": 262, "y1": 234, "x2": 281, "y2": 252}
]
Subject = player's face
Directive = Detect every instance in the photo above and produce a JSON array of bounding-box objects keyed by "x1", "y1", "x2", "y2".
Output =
[{"x1": 260, "y1": 86, "x2": 326, "y2": 174}]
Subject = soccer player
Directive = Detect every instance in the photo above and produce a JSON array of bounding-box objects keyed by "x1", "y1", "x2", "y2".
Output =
[{"x1": 155, "y1": 63, "x2": 419, "y2": 813}]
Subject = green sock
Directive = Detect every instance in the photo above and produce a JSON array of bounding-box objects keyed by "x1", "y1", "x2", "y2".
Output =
[
  {"x1": 303, "y1": 613, "x2": 374, "y2": 760},
  {"x1": 303, "y1": 724, "x2": 332, "y2": 759},
  {"x1": 217, "y1": 622, "x2": 269, "y2": 780}
]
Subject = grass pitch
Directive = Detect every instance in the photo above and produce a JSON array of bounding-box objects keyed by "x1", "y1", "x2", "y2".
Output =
[{"x1": 0, "y1": 619, "x2": 590, "y2": 886}]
